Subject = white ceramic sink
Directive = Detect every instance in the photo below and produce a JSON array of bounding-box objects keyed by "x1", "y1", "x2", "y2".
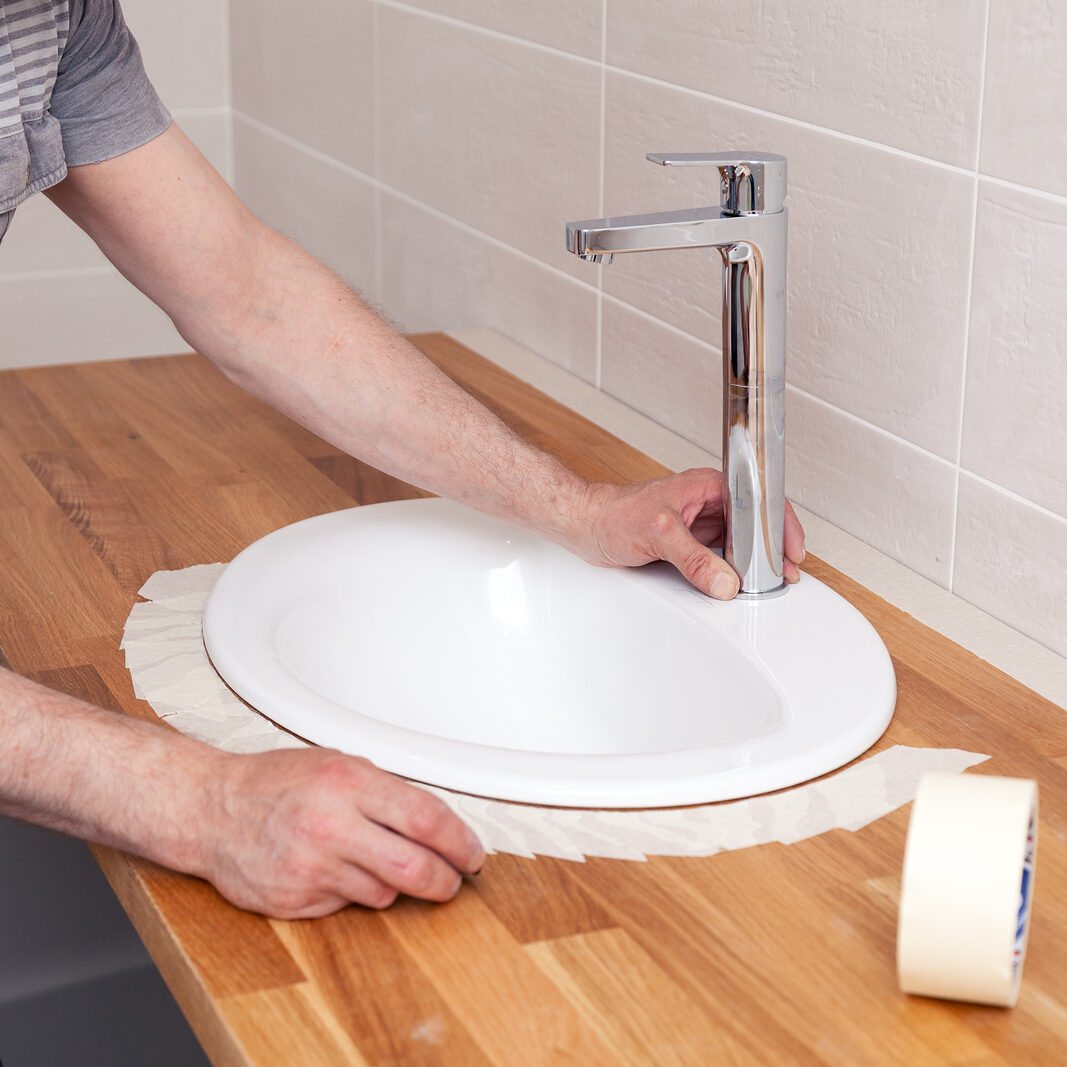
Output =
[{"x1": 203, "y1": 499, "x2": 896, "y2": 807}]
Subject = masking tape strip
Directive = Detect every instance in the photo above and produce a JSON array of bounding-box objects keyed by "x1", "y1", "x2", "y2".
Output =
[
  {"x1": 122, "y1": 564, "x2": 991, "y2": 861},
  {"x1": 898, "y1": 772, "x2": 1038, "y2": 1007}
]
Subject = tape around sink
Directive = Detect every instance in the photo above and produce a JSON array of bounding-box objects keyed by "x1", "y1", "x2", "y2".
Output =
[{"x1": 121, "y1": 563, "x2": 989, "y2": 862}]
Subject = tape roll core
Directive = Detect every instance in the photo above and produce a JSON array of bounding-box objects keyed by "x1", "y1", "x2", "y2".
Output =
[{"x1": 897, "y1": 772, "x2": 1038, "y2": 1007}]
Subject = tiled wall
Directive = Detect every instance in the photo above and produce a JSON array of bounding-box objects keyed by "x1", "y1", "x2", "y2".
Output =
[
  {"x1": 230, "y1": 1, "x2": 1065, "y2": 657},
  {"x1": 0, "y1": 0, "x2": 231, "y2": 367},
  {"x1": 2, "y1": 2, "x2": 1063, "y2": 658}
]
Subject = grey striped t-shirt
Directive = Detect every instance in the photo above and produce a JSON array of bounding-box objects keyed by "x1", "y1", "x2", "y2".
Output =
[{"x1": 0, "y1": 0, "x2": 170, "y2": 242}]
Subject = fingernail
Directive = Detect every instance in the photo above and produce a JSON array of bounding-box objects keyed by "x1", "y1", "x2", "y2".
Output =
[
  {"x1": 710, "y1": 572, "x2": 739, "y2": 600},
  {"x1": 468, "y1": 838, "x2": 486, "y2": 875}
]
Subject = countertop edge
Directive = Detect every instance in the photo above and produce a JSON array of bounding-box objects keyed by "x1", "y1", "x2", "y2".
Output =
[{"x1": 447, "y1": 326, "x2": 1066, "y2": 713}]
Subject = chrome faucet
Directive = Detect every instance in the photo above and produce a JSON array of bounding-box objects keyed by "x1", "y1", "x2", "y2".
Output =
[{"x1": 566, "y1": 152, "x2": 788, "y2": 598}]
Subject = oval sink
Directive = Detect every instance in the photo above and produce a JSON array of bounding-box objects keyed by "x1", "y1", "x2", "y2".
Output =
[{"x1": 203, "y1": 498, "x2": 896, "y2": 807}]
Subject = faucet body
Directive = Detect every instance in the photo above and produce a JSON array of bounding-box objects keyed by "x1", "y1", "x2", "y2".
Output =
[{"x1": 566, "y1": 153, "x2": 787, "y2": 598}]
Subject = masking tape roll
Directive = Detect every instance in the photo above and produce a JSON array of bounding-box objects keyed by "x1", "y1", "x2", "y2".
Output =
[{"x1": 897, "y1": 772, "x2": 1037, "y2": 1007}]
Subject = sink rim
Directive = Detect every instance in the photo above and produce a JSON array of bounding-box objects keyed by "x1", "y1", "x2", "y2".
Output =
[{"x1": 203, "y1": 498, "x2": 896, "y2": 808}]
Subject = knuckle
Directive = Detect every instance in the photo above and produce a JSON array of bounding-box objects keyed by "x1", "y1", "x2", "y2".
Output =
[
  {"x1": 318, "y1": 751, "x2": 372, "y2": 787},
  {"x1": 647, "y1": 508, "x2": 677, "y2": 540},
  {"x1": 406, "y1": 794, "x2": 451, "y2": 841},
  {"x1": 394, "y1": 852, "x2": 438, "y2": 895}
]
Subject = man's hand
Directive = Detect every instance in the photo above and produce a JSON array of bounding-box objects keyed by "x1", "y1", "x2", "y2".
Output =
[
  {"x1": 0, "y1": 668, "x2": 483, "y2": 919},
  {"x1": 200, "y1": 748, "x2": 485, "y2": 918},
  {"x1": 579, "y1": 468, "x2": 806, "y2": 599}
]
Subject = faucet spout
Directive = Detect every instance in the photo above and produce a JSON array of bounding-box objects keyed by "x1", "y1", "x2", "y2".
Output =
[
  {"x1": 567, "y1": 205, "x2": 758, "y2": 261},
  {"x1": 565, "y1": 152, "x2": 788, "y2": 598}
]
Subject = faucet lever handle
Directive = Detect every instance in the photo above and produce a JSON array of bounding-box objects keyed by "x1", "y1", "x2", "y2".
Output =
[{"x1": 646, "y1": 152, "x2": 786, "y2": 215}]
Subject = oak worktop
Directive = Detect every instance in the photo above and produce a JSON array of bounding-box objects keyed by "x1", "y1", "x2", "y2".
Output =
[{"x1": 1, "y1": 334, "x2": 1065, "y2": 1065}]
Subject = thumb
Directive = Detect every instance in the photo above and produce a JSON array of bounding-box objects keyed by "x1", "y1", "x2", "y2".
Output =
[{"x1": 648, "y1": 509, "x2": 740, "y2": 600}]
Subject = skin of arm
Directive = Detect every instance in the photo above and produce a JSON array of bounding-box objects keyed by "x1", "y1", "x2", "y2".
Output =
[
  {"x1": 5, "y1": 122, "x2": 804, "y2": 917},
  {"x1": 0, "y1": 668, "x2": 483, "y2": 917}
]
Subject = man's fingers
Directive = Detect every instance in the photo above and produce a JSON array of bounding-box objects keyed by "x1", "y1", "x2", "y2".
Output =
[
  {"x1": 648, "y1": 501, "x2": 804, "y2": 596},
  {"x1": 355, "y1": 766, "x2": 485, "y2": 875},
  {"x1": 785, "y1": 501, "x2": 806, "y2": 564},
  {"x1": 648, "y1": 508, "x2": 739, "y2": 600},
  {"x1": 344, "y1": 818, "x2": 467, "y2": 903}
]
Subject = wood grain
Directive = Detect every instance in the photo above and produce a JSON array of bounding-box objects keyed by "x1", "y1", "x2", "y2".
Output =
[
  {"x1": 270, "y1": 909, "x2": 493, "y2": 1066},
  {"x1": 466, "y1": 852, "x2": 616, "y2": 944},
  {"x1": 525, "y1": 927, "x2": 751, "y2": 1065},
  {"x1": 1, "y1": 335, "x2": 1065, "y2": 1065},
  {"x1": 380, "y1": 891, "x2": 617, "y2": 1065}
]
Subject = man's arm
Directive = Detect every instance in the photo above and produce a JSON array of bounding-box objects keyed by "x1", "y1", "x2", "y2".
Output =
[
  {"x1": 46, "y1": 123, "x2": 803, "y2": 595},
  {"x1": 0, "y1": 666, "x2": 484, "y2": 917}
]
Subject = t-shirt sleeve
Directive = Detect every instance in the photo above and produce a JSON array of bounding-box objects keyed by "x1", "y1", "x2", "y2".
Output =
[{"x1": 48, "y1": 0, "x2": 171, "y2": 167}]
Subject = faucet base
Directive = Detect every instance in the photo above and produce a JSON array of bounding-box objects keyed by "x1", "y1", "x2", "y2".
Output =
[{"x1": 735, "y1": 583, "x2": 789, "y2": 602}]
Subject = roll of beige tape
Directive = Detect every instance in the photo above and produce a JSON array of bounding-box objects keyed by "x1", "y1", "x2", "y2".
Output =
[{"x1": 897, "y1": 772, "x2": 1037, "y2": 1007}]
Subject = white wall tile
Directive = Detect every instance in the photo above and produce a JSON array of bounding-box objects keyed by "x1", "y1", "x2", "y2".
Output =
[
  {"x1": 606, "y1": 0, "x2": 986, "y2": 168},
  {"x1": 233, "y1": 119, "x2": 377, "y2": 299},
  {"x1": 0, "y1": 273, "x2": 188, "y2": 370},
  {"x1": 600, "y1": 298, "x2": 721, "y2": 458},
  {"x1": 229, "y1": 0, "x2": 375, "y2": 174},
  {"x1": 962, "y1": 182, "x2": 1067, "y2": 520},
  {"x1": 601, "y1": 72, "x2": 974, "y2": 459},
  {"x1": 954, "y1": 476, "x2": 1067, "y2": 657},
  {"x1": 787, "y1": 389, "x2": 956, "y2": 584},
  {"x1": 380, "y1": 193, "x2": 598, "y2": 381},
  {"x1": 393, "y1": 0, "x2": 602, "y2": 59},
  {"x1": 377, "y1": 6, "x2": 600, "y2": 279},
  {"x1": 981, "y1": 0, "x2": 1067, "y2": 199},
  {"x1": 122, "y1": 0, "x2": 228, "y2": 110}
]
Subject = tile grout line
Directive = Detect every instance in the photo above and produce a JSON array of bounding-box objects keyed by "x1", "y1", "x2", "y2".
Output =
[
  {"x1": 168, "y1": 106, "x2": 231, "y2": 118},
  {"x1": 594, "y1": 0, "x2": 607, "y2": 390},
  {"x1": 230, "y1": 110, "x2": 601, "y2": 292},
  {"x1": 373, "y1": 0, "x2": 1067, "y2": 208},
  {"x1": 0, "y1": 265, "x2": 114, "y2": 282},
  {"x1": 947, "y1": 0, "x2": 992, "y2": 592},
  {"x1": 786, "y1": 381, "x2": 955, "y2": 471},
  {"x1": 957, "y1": 470, "x2": 1067, "y2": 526},
  {"x1": 372, "y1": 2, "x2": 384, "y2": 304},
  {"x1": 377, "y1": 0, "x2": 601, "y2": 66},
  {"x1": 218, "y1": 0, "x2": 234, "y2": 186}
]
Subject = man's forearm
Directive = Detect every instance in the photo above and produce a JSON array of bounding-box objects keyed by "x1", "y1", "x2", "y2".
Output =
[
  {"x1": 0, "y1": 666, "x2": 219, "y2": 872},
  {"x1": 47, "y1": 126, "x2": 594, "y2": 553},
  {"x1": 178, "y1": 225, "x2": 593, "y2": 549}
]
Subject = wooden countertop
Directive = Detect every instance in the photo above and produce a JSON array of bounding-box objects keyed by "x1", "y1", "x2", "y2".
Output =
[{"x1": 1, "y1": 333, "x2": 1065, "y2": 1065}]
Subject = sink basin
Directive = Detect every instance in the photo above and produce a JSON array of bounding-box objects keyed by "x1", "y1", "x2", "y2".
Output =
[{"x1": 203, "y1": 498, "x2": 896, "y2": 807}]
